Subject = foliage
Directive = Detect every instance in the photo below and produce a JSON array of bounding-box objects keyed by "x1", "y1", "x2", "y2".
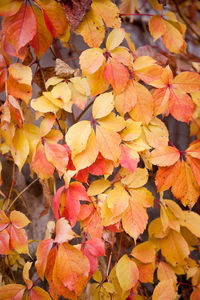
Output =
[{"x1": 0, "y1": 0, "x2": 200, "y2": 299}]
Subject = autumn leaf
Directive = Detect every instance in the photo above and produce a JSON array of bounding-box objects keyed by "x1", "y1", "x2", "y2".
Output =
[
  {"x1": 116, "y1": 255, "x2": 139, "y2": 291},
  {"x1": 150, "y1": 145, "x2": 180, "y2": 167},
  {"x1": 7, "y1": 63, "x2": 32, "y2": 104},
  {"x1": 54, "y1": 243, "x2": 90, "y2": 295},
  {"x1": 2, "y1": 3, "x2": 37, "y2": 53}
]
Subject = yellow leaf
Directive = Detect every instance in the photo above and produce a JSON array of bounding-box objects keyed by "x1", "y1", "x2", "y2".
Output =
[
  {"x1": 93, "y1": 270, "x2": 102, "y2": 283},
  {"x1": 98, "y1": 112, "x2": 125, "y2": 132},
  {"x1": 23, "y1": 124, "x2": 40, "y2": 160},
  {"x1": 107, "y1": 183, "x2": 129, "y2": 217},
  {"x1": 180, "y1": 211, "x2": 200, "y2": 238},
  {"x1": 72, "y1": 128, "x2": 99, "y2": 170},
  {"x1": 162, "y1": 20, "x2": 185, "y2": 53},
  {"x1": 51, "y1": 82, "x2": 71, "y2": 104},
  {"x1": 143, "y1": 117, "x2": 169, "y2": 148},
  {"x1": 92, "y1": 0, "x2": 121, "y2": 29},
  {"x1": 106, "y1": 28, "x2": 125, "y2": 51},
  {"x1": 45, "y1": 76, "x2": 63, "y2": 89},
  {"x1": 92, "y1": 92, "x2": 114, "y2": 119},
  {"x1": 160, "y1": 230, "x2": 190, "y2": 266},
  {"x1": 65, "y1": 121, "x2": 91, "y2": 157},
  {"x1": 76, "y1": 8, "x2": 105, "y2": 48},
  {"x1": 31, "y1": 95, "x2": 59, "y2": 114},
  {"x1": 12, "y1": 128, "x2": 29, "y2": 171},
  {"x1": 121, "y1": 119, "x2": 142, "y2": 141},
  {"x1": 129, "y1": 187, "x2": 154, "y2": 208},
  {"x1": 87, "y1": 178, "x2": 111, "y2": 196},
  {"x1": 116, "y1": 255, "x2": 139, "y2": 291},
  {"x1": 121, "y1": 167, "x2": 149, "y2": 188}
]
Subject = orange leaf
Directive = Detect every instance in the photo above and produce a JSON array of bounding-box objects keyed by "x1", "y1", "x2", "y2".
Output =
[
  {"x1": 171, "y1": 160, "x2": 200, "y2": 207},
  {"x1": 129, "y1": 81, "x2": 153, "y2": 124},
  {"x1": 10, "y1": 210, "x2": 30, "y2": 229},
  {"x1": 186, "y1": 140, "x2": 200, "y2": 159},
  {"x1": 54, "y1": 243, "x2": 90, "y2": 295},
  {"x1": 131, "y1": 241, "x2": 156, "y2": 263},
  {"x1": 44, "y1": 142, "x2": 69, "y2": 173},
  {"x1": 104, "y1": 57, "x2": 129, "y2": 94},
  {"x1": 2, "y1": 4, "x2": 37, "y2": 53},
  {"x1": 0, "y1": 284, "x2": 25, "y2": 300},
  {"x1": 30, "y1": 6, "x2": 53, "y2": 58},
  {"x1": 0, "y1": 229, "x2": 11, "y2": 255},
  {"x1": 114, "y1": 79, "x2": 137, "y2": 115},
  {"x1": 36, "y1": 239, "x2": 54, "y2": 280},
  {"x1": 23, "y1": 262, "x2": 33, "y2": 290},
  {"x1": 32, "y1": 144, "x2": 55, "y2": 179},
  {"x1": 186, "y1": 156, "x2": 200, "y2": 186},
  {"x1": 168, "y1": 89, "x2": 194, "y2": 123},
  {"x1": 80, "y1": 48, "x2": 105, "y2": 75},
  {"x1": 29, "y1": 286, "x2": 52, "y2": 300},
  {"x1": 0, "y1": 0, "x2": 22, "y2": 17},
  {"x1": 122, "y1": 198, "x2": 148, "y2": 240},
  {"x1": 96, "y1": 125, "x2": 121, "y2": 164},
  {"x1": 150, "y1": 146, "x2": 180, "y2": 167},
  {"x1": 76, "y1": 8, "x2": 105, "y2": 48},
  {"x1": 7, "y1": 63, "x2": 32, "y2": 104},
  {"x1": 155, "y1": 160, "x2": 181, "y2": 192},
  {"x1": 92, "y1": 0, "x2": 121, "y2": 29},
  {"x1": 172, "y1": 72, "x2": 200, "y2": 93},
  {"x1": 36, "y1": 0, "x2": 67, "y2": 38},
  {"x1": 149, "y1": 15, "x2": 166, "y2": 41},
  {"x1": 10, "y1": 226, "x2": 29, "y2": 254}
]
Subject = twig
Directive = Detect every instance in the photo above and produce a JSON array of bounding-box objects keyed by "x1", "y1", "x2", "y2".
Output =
[
  {"x1": 7, "y1": 162, "x2": 15, "y2": 206},
  {"x1": 56, "y1": 117, "x2": 65, "y2": 137},
  {"x1": 7, "y1": 178, "x2": 39, "y2": 211},
  {"x1": 75, "y1": 97, "x2": 96, "y2": 123}
]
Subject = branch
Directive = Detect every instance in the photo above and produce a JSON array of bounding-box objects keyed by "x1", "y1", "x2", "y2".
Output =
[
  {"x1": 75, "y1": 98, "x2": 96, "y2": 123},
  {"x1": 7, "y1": 178, "x2": 39, "y2": 211}
]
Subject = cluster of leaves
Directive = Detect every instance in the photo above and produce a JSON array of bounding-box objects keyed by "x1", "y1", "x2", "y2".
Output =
[{"x1": 0, "y1": 0, "x2": 200, "y2": 299}]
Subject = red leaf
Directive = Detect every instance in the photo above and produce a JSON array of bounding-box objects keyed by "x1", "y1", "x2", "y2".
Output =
[
  {"x1": 119, "y1": 144, "x2": 139, "y2": 172},
  {"x1": 63, "y1": 0, "x2": 92, "y2": 30},
  {"x1": 83, "y1": 238, "x2": 105, "y2": 274},
  {"x1": 2, "y1": 4, "x2": 37, "y2": 53}
]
